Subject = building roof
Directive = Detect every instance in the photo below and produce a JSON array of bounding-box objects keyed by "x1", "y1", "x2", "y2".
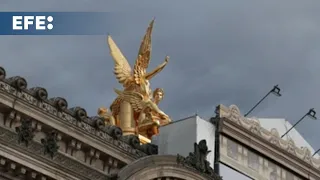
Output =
[{"x1": 0, "y1": 66, "x2": 156, "y2": 157}]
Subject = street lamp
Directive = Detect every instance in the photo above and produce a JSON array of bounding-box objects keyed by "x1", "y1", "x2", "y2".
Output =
[
  {"x1": 244, "y1": 85, "x2": 282, "y2": 117},
  {"x1": 281, "y1": 108, "x2": 317, "y2": 138},
  {"x1": 312, "y1": 149, "x2": 320, "y2": 157}
]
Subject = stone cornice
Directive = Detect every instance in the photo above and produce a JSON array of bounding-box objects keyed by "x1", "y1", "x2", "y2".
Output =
[
  {"x1": 0, "y1": 155, "x2": 52, "y2": 180},
  {"x1": 216, "y1": 104, "x2": 320, "y2": 179},
  {"x1": 0, "y1": 125, "x2": 108, "y2": 180},
  {"x1": 0, "y1": 76, "x2": 147, "y2": 164}
]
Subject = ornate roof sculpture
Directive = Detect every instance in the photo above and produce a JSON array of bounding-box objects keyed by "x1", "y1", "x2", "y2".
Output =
[
  {"x1": 215, "y1": 104, "x2": 320, "y2": 169},
  {"x1": 99, "y1": 19, "x2": 172, "y2": 143},
  {"x1": 177, "y1": 140, "x2": 222, "y2": 180}
]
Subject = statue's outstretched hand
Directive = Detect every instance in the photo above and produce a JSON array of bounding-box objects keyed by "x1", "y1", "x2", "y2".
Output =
[
  {"x1": 159, "y1": 111, "x2": 169, "y2": 120},
  {"x1": 165, "y1": 56, "x2": 169, "y2": 63}
]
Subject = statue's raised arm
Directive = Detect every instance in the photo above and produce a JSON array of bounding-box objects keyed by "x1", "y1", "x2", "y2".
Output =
[{"x1": 145, "y1": 56, "x2": 169, "y2": 80}]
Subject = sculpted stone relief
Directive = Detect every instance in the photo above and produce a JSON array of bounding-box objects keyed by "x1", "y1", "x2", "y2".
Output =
[
  {"x1": 0, "y1": 125, "x2": 107, "y2": 180},
  {"x1": 217, "y1": 104, "x2": 320, "y2": 169}
]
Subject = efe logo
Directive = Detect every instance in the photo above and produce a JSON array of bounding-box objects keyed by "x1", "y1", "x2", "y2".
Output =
[{"x1": 12, "y1": 16, "x2": 53, "y2": 30}]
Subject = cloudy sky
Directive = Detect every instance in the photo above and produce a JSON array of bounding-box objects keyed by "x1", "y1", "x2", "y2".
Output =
[{"x1": 1, "y1": 0, "x2": 320, "y2": 177}]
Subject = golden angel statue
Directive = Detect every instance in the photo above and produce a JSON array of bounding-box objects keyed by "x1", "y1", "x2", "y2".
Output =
[{"x1": 100, "y1": 19, "x2": 171, "y2": 138}]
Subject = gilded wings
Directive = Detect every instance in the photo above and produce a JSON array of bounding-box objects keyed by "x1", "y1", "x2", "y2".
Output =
[
  {"x1": 133, "y1": 20, "x2": 153, "y2": 84},
  {"x1": 113, "y1": 88, "x2": 144, "y2": 113},
  {"x1": 107, "y1": 19, "x2": 169, "y2": 88},
  {"x1": 107, "y1": 36, "x2": 133, "y2": 86}
]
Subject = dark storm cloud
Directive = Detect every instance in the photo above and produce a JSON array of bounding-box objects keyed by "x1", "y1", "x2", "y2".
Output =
[{"x1": 1, "y1": 0, "x2": 320, "y2": 148}]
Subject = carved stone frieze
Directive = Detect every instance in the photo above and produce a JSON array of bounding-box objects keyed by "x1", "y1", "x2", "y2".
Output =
[
  {"x1": 0, "y1": 126, "x2": 109, "y2": 180},
  {"x1": 216, "y1": 104, "x2": 320, "y2": 169}
]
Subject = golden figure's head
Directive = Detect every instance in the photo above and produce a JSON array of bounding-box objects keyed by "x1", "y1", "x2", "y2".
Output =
[{"x1": 153, "y1": 88, "x2": 164, "y2": 104}]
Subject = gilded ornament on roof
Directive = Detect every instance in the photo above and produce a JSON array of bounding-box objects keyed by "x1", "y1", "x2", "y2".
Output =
[{"x1": 98, "y1": 19, "x2": 171, "y2": 141}]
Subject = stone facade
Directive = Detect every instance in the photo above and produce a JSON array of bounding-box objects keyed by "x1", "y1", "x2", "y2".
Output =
[
  {"x1": 214, "y1": 104, "x2": 320, "y2": 180},
  {"x1": 0, "y1": 66, "x2": 219, "y2": 180}
]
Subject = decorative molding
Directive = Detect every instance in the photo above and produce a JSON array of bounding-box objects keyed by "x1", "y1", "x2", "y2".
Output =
[
  {"x1": 0, "y1": 155, "x2": 51, "y2": 180},
  {"x1": 0, "y1": 125, "x2": 109, "y2": 180},
  {"x1": 216, "y1": 104, "x2": 320, "y2": 175}
]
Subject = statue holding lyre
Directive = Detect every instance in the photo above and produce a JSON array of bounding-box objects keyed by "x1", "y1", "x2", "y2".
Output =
[{"x1": 99, "y1": 19, "x2": 172, "y2": 140}]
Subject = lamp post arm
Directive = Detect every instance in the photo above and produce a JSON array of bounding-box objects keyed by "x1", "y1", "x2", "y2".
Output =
[
  {"x1": 281, "y1": 114, "x2": 307, "y2": 138},
  {"x1": 312, "y1": 149, "x2": 320, "y2": 157},
  {"x1": 244, "y1": 91, "x2": 271, "y2": 117}
]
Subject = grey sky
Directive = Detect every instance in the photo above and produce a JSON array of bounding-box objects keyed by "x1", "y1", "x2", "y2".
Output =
[{"x1": 1, "y1": 0, "x2": 320, "y2": 173}]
